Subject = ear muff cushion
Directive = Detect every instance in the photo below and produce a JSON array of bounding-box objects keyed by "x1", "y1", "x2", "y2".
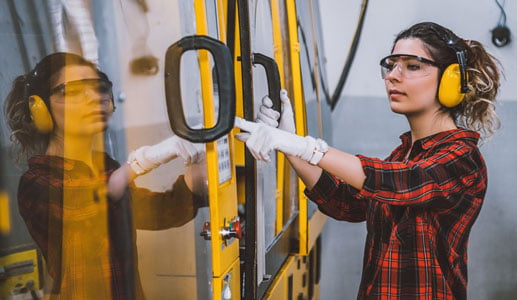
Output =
[
  {"x1": 438, "y1": 63, "x2": 465, "y2": 108},
  {"x1": 29, "y1": 95, "x2": 54, "y2": 133}
]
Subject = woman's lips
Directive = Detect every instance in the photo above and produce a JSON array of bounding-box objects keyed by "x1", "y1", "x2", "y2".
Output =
[
  {"x1": 85, "y1": 111, "x2": 109, "y2": 121},
  {"x1": 389, "y1": 89, "x2": 406, "y2": 99}
]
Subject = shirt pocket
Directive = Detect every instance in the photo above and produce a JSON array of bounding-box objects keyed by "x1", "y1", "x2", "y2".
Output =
[{"x1": 394, "y1": 217, "x2": 416, "y2": 248}]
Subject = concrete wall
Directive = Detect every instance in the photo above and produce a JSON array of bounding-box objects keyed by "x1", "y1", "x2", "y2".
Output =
[{"x1": 319, "y1": 1, "x2": 517, "y2": 299}]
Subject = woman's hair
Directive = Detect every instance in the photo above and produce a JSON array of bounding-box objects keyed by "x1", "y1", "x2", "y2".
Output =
[
  {"x1": 393, "y1": 22, "x2": 501, "y2": 139},
  {"x1": 4, "y1": 52, "x2": 110, "y2": 162}
]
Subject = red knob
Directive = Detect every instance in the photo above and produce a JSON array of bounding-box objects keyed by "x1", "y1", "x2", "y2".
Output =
[
  {"x1": 231, "y1": 219, "x2": 242, "y2": 239},
  {"x1": 200, "y1": 221, "x2": 211, "y2": 240}
]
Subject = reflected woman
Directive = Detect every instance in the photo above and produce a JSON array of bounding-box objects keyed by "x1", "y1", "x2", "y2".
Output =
[{"x1": 4, "y1": 52, "x2": 206, "y2": 300}]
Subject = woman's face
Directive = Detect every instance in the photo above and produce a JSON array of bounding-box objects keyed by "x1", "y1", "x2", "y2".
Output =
[
  {"x1": 383, "y1": 38, "x2": 441, "y2": 116},
  {"x1": 49, "y1": 65, "x2": 114, "y2": 137}
]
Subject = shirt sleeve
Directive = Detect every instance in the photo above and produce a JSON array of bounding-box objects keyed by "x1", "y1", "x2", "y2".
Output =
[
  {"x1": 305, "y1": 170, "x2": 367, "y2": 222},
  {"x1": 128, "y1": 175, "x2": 207, "y2": 230},
  {"x1": 357, "y1": 141, "x2": 486, "y2": 208},
  {"x1": 17, "y1": 172, "x2": 63, "y2": 282}
]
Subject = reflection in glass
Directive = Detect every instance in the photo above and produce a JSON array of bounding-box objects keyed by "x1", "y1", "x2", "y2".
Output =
[{"x1": 3, "y1": 52, "x2": 207, "y2": 299}]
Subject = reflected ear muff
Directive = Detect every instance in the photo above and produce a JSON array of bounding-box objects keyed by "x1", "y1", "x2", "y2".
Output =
[
  {"x1": 438, "y1": 63, "x2": 466, "y2": 108},
  {"x1": 29, "y1": 95, "x2": 54, "y2": 133}
]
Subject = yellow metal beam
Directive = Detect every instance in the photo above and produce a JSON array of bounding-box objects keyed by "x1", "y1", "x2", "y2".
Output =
[
  {"x1": 285, "y1": 0, "x2": 309, "y2": 255},
  {"x1": 194, "y1": 0, "x2": 239, "y2": 280},
  {"x1": 0, "y1": 191, "x2": 10, "y2": 235}
]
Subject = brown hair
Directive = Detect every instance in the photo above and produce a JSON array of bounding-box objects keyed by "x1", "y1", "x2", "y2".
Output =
[
  {"x1": 4, "y1": 52, "x2": 110, "y2": 162},
  {"x1": 394, "y1": 22, "x2": 501, "y2": 139}
]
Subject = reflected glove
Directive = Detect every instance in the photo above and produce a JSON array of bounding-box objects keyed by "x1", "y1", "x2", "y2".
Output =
[
  {"x1": 127, "y1": 135, "x2": 205, "y2": 175},
  {"x1": 256, "y1": 89, "x2": 295, "y2": 133},
  {"x1": 235, "y1": 117, "x2": 327, "y2": 164}
]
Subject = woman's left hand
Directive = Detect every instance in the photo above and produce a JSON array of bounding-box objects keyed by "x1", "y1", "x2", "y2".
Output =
[{"x1": 234, "y1": 117, "x2": 316, "y2": 162}]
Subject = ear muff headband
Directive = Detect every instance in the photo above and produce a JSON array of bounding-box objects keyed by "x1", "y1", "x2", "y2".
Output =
[
  {"x1": 429, "y1": 26, "x2": 469, "y2": 108},
  {"x1": 438, "y1": 63, "x2": 465, "y2": 108},
  {"x1": 28, "y1": 95, "x2": 53, "y2": 133},
  {"x1": 438, "y1": 49, "x2": 468, "y2": 108}
]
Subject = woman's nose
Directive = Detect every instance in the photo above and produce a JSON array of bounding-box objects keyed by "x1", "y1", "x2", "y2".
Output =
[
  {"x1": 83, "y1": 91, "x2": 113, "y2": 113},
  {"x1": 385, "y1": 65, "x2": 403, "y2": 81},
  {"x1": 84, "y1": 89, "x2": 111, "y2": 103}
]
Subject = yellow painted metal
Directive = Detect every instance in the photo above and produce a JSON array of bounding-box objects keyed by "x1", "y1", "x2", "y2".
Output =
[
  {"x1": 262, "y1": 237, "x2": 324, "y2": 300},
  {"x1": 209, "y1": 176, "x2": 240, "y2": 277},
  {"x1": 271, "y1": 0, "x2": 286, "y2": 88},
  {"x1": 308, "y1": 210, "x2": 327, "y2": 251},
  {"x1": 285, "y1": 0, "x2": 309, "y2": 256},
  {"x1": 0, "y1": 249, "x2": 40, "y2": 298},
  {"x1": 285, "y1": 0, "x2": 307, "y2": 138},
  {"x1": 262, "y1": 255, "x2": 311, "y2": 300},
  {"x1": 212, "y1": 257, "x2": 241, "y2": 300},
  {"x1": 194, "y1": 0, "x2": 240, "y2": 280},
  {"x1": 0, "y1": 191, "x2": 10, "y2": 234},
  {"x1": 193, "y1": 0, "x2": 216, "y2": 128},
  {"x1": 233, "y1": 4, "x2": 245, "y2": 168},
  {"x1": 262, "y1": 256, "x2": 294, "y2": 299},
  {"x1": 217, "y1": 0, "x2": 227, "y2": 43}
]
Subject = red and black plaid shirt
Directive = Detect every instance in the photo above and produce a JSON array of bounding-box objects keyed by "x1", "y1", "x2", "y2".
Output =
[
  {"x1": 17, "y1": 153, "x2": 203, "y2": 299},
  {"x1": 306, "y1": 129, "x2": 486, "y2": 299}
]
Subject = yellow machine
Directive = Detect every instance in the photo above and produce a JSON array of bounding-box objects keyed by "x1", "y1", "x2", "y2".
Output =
[
  {"x1": 228, "y1": 1, "x2": 331, "y2": 298},
  {"x1": 0, "y1": 250, "x2": 41, "y2": 299},
  {"x1": 0, "y1": 0, "x2": 332, "y2": 299}
]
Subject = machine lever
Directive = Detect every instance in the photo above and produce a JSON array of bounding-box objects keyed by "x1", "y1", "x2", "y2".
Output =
[
  {"x1": 165, "y1": 35, "x2": 236, "y2": 142},
  {"x1": 252, "y1": 53, "x2": 281, "y2": 115}
]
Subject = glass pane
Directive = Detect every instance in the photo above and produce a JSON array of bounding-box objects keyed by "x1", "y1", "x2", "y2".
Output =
[
  {"x1": 249, "y1": 0, "x2": 279, "y2": 285},
  {"x1": 0, "y1": 1, "x2": 214, "y2": 299},
  {"x1": 123, "y1": 2, "x2": 212, "y2": 299},
  {"x1": 296, "y1": 0, "x2": 331, "y2": 217},
  {"x1": 278, "y1": 0, "x2": 299, "y2": 229}
]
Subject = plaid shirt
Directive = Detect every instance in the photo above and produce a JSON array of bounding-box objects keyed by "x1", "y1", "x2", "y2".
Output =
[
  {"x1": 306, "y1": 129, "x2": 486, "y2": 299},
  {"x1": 17, "y1": 153, "x2": 203, "y2": 300}
]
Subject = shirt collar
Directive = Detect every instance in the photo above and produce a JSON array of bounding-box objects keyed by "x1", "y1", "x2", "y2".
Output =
[
  {"x1": 28, "y1": 152, "x2": 119, "y2": 174},
  {"x1": 399, "y1": 128, "x2": 480, "y2": 150}
]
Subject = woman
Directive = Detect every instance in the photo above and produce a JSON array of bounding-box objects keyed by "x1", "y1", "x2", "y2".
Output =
[
  {"x1": 236, "y1": 22, "x2": 500, "y2": 299},
  {"x1": 4, "y1": 52, "x2": 206, "y2": 299}
]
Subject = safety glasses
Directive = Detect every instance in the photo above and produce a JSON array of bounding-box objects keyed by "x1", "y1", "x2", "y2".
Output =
[
  {"x1": 50, "y1": 78, "x2": 113, "y2": 103},
  {"x1": 379, "y1": 54, "x2": 441, "y2": 79}
]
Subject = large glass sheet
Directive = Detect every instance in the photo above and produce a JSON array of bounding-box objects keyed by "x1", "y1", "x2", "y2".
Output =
[
  {"x1": 118, "y1": 2, "x2": 210, "y2": 299},
  {"x1": 249, "y1": 0, "x2": 279, "y2": 285},
  {"x1": 0, "y1": 1, "x2": 215, "y2": 299},
  {"x1": 296, "y1": 0, "x2": 328, "y2": 217},
  {"x1": 277, "y1": 0, "x2": 299, "y2": 229},
  {"x1": 310, "y1": 0, "x2": 333, "y2": 143},
  {"x1": 296, "y1": 0, "x2": 320, "y2": 139}
]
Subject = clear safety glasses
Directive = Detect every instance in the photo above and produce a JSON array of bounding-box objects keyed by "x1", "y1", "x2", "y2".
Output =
[
  {"x1": 379, "y1": 54, "x2": 441, "y2": 79},
  {"x1": 50, "y1": 78, "x2": 113, "y2": 103}
]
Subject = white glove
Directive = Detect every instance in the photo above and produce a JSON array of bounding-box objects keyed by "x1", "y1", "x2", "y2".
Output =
[
  {"x1": 127, "y1": 135, "x2": 205, "y2": 175},
  {"x1": 235, "y1": 117, "x2": 327, "y2": 164},
  {"x1": 256, "y1": 89, "x2": 296, "y2": 134}
]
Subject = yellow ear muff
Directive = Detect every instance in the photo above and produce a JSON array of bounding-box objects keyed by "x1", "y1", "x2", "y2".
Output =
[
  {"x1": 438, "y1": 63, "x2": 466, "y2": 108},
  {"x1": 28, "y1": 95, "x2": 54, "y2": 133}
]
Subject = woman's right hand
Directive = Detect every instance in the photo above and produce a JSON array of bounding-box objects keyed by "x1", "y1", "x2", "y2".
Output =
[
  {"x1": 256, "y1": 89, "x2": 296, "y2": 134},
  {"x1": 127, "y1": 136, "x2": 205, "y2": 176}
]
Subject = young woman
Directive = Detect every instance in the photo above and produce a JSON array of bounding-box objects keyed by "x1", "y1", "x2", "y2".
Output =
[
  {"x1": 4, "y1": 52, "x2": 206, "y2": 299},
  {"x1": 236, "y1": 22, "x2": 500, "y2": 299}
]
